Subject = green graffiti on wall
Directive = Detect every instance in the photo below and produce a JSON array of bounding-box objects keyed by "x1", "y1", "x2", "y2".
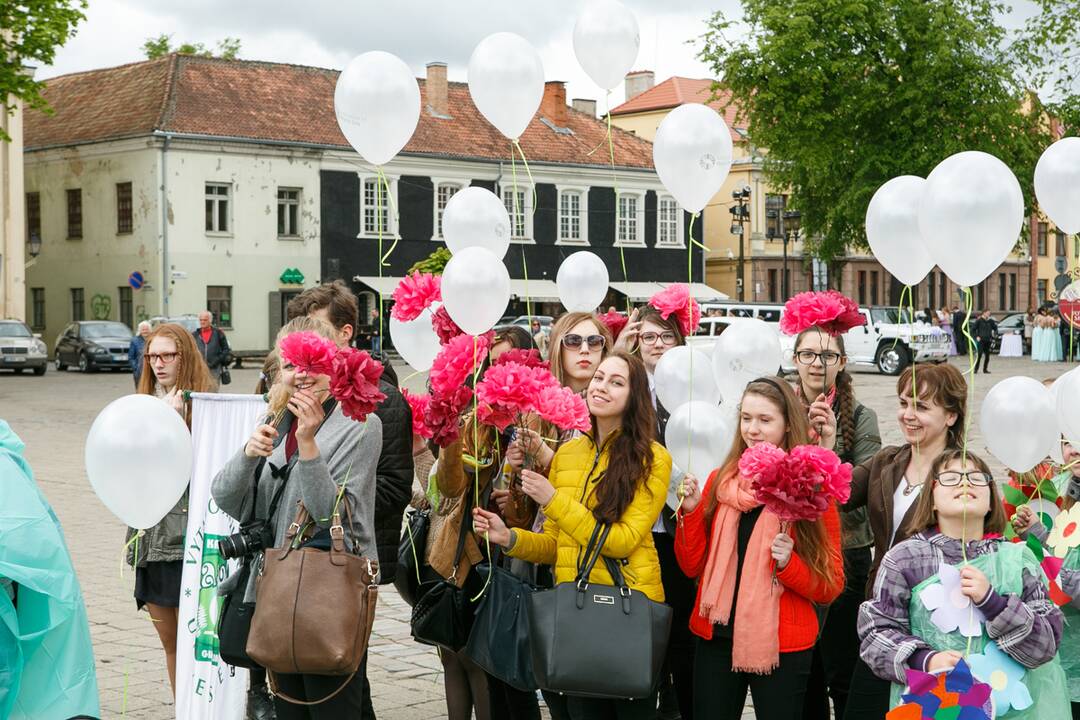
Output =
[{"x1": 91, "y1": 295, "x2": 112, "y2": 320}]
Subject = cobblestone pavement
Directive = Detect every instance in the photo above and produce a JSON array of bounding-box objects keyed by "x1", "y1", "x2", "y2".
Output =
[{"x1": 0, "y1": 355, "x2": 1073, "y2": 719}]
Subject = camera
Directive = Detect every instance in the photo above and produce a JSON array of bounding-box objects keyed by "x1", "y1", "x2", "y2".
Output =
[
  {"x1": 219, "y1": 519, "x2": 275, "y2": 560},
  {"x1": 1067, "y1": 476, "x2": 1080, "y2": 504}
]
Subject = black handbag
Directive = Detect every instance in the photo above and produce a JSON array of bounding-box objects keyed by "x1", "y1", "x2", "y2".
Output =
[
  {"x1": 393, "y1": 508, "x2": 430, "y2": 607},
  {"x1": 526, "y1": 524, "x2": 673, "y2": 699},
  {"x1": 219, "y1": 367, "x2": 232, "y2": 385},
  {"x1": 218, "y1": 562, "x2": 259, "y2": 668},
  {"x1": 464, "y1": 561, "x2": 538, "y2": 691}
]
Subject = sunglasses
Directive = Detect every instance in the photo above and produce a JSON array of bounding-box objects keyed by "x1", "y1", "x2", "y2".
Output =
[{"x1": 562, "y1": 333, "x2": 606, "y2": 350}]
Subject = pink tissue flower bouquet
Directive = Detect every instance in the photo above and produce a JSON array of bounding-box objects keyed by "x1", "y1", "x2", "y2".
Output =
[
  {"x1": 278, "y1": 331, "x2": 386, "y2": 422},
  {"x1": 739, "y1": 442, "x2": 853, "y2": 525}
]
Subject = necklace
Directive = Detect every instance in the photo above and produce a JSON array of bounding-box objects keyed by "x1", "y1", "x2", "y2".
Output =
[{"x1": 902, "y1": 475, "x2": 922, "y2": 496}]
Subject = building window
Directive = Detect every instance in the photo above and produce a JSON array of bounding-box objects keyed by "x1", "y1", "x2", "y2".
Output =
[
  {"x1": 433, "y1": 182, "x2": 461, "y2": 238},
  {"x1": 501, "y1": 185, "x2": 533, "y2": 242},
  {"x1": 206, "y1": 286, "x2": 232, "y2": 329},
  {"x1": 118, "y1": 287, "x2": 133, "y2": 328},
  {"x1": 998, "y1": 273, "x2": 1006, "y2": 311},
  {"x1": 976, "y1": 281, "x2": 986, "y2": 310},
  {"x1": 205, "y1": 183, "x2": 230, "y2": 233},
  {"x1": 558, "y1": 189, "x2": 587, "y2": 245},
  {"x1": 1009, "y1": 273, "x2": 1017, "y2": 311},
  {"x1": 1037, "y1": 222, "x2": 1048, "y2": 256},
  {"x1": 26, "y1": 192, "x2": 40, "y2": 244},
  {"x1": 768, "y1": 269, "x2": 779, "y2": 302},
  {"x1": 66, "y1": 189, "x2": 82, "y2": 239},
  {"x1": 360, "y1": 176, "x2": 398, "y2": 237},
  {"x1": 765, "y1": 194, "x2": 787, "y2": 238},
  {"x1": 656, "y1": 195, "x2": 683, "y2": 248},
  {"x1": 1056, "y1": 230, "x2": 1067, "y2": 258},
  {"x1": 30, "y1": 288, "x2": 45, "y2": 330},
  {"x1": 277, "y1": 188, "x2": 301, "y2": 237},
  {"x1": 858, "y1": 271, "x2": 867, "y2": 305},
  {"x1": 1038, "y1": 279, "x2": 1048, "y2": 304},
  {"x1": 870, "y1": 271, "x2": 879, "y2": 306},
  {"x1": 116, "y1": 182, "x2": 133, "y2": 234},
  {"x1": 615, "y1": 192, "x2": 645, "y2": 247},
  {"x1": 70, "y1": 288, "x2": 84, "y2": 321}
]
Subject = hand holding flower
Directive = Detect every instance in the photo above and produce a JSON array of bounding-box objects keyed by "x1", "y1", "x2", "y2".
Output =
[
  {"x1": 520, "y1": 469, "x2": 557, "y2": 506},
  {"x1": 959, "y1": 566, "x2": 991, "y2": 604}
]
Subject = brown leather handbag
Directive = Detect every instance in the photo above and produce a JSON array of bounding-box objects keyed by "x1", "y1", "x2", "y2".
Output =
[{"x1": 247, "y1": 502, "x2": 379, "y2": 705}]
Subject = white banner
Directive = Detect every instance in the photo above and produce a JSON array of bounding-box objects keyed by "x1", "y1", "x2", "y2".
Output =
[{"x1": 176, "y1": 393, "x2": 268, "y2": 720}]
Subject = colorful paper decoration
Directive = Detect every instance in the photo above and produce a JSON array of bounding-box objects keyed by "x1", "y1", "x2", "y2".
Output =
[
  {"x1": 967, "y1": 641, "x2": 1033, "y2": 717},
  {"x1": 888, "y1": 659, "x2": 994, "y2": 720},
  {"x1": 920, "y1": 562, "x2": 986, "y2": 637},
  {"x1": 1025, "y1": 533, "x2": 1074, "y2": 607},
  {"x1": 1048, "y1": 504, "x2": 1080, "y2": 559},
  {"x1": 1002, "y1": 473, "x2": 1061, "y2": 540}
]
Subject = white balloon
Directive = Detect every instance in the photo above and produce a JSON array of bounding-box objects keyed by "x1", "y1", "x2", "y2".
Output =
[
  {"x1": 572, "y1": 0, "x2": 640, "y2": 90},
  {"x1": 390, "y1": 306, "x2": 442, "y2": 372},
  {"x1": 653, "y1": 104, "x2": 734, "y2": 213},
  {"x1": 468, "y1": 33, "x2": 545, "y2": 140},
  {"x1": 556, "y1": 251, "x2": 609, "y2": 312},
  {"x1": 711, "y1": 319, "x2": 783, "y2": 405},
  {"x1": 865, "y1": 176, "x2": 935, "y2": 287},
  {"x1": 654, "y1": 346, "x2": 722, "y2": 412},
  {"x1": 665, "y1": 401, "x2": 736, "y2": 483},
  {"x1": 918, "y1": 151, "x2": 1024, "y2": 288},
  {"x1": 85, "y1": 394, "x2": 192, "y2": 529},
  {"x1": 1047, "y1": 368, "x2": 1079, "y2": 464},
  {"x1": 442, "y1": 187, "x2": 512, "y2": 259},
  {"x1": 334, "y1": 51, "x2": 421, "y2": 167},
  {"x1": 980, "y1": 377, "x2": 1058, "y2": 473},
  {"x1": 441, "y1": 247, "x2": 511, "y2": 335},
  {"x1": 1057, "y1": 369, "x2": 1080, "y2": 452},
  {"x1": 1035, "y1": 137, "x2": 1080, "y2": 234}
]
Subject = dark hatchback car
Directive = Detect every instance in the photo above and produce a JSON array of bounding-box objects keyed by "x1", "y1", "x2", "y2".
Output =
[{"x1": 54, "y1": 321, "x2": 134, "y2": 372}]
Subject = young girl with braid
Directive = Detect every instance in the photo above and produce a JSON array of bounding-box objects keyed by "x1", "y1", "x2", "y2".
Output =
[{"x1": 791, "y1": 328, "x2": 882, "y2": 720}]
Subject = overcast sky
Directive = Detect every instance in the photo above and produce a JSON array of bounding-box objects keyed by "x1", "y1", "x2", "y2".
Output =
[{"x1": 40, "y1": 0, "x2": 1041, "y2": 108}]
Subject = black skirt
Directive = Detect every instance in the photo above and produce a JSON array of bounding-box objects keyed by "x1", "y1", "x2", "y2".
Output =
[{"x1": 134, "y1": 560, "x2": 184, "y2": 610}]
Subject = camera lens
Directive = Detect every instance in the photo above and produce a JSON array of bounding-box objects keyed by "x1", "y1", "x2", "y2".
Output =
[{"x1": 219, "y1": 533, "x2": 247, "y2": 560}]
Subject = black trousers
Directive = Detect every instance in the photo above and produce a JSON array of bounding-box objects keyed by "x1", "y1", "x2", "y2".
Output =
[
  {"x1": 271, "y1": 654, "x2": 371, "y2": 719},
  {"x1": 566, "y1": 692, "x2": 658, "y2": 720},
  {"x1": 841, "y1": 657, "x2": 891, "y2": 720},
  {"x1": 693, "y1": 634, "x2": 813, "y2": 720},
  {"x1": 654, "y1": 531, "x2": 697, "y2": 720},
  {"x1": 976, "y1": 340, "x2": 992, "y2": 372},
  {"x1": 802, "y1": 545, "x2": 872, "y2": 720},
  {"x1": 1073, "y1": 700, "x2": 1080, "y2": 720},
  {"x1": 488, "y1": 674, "x2": 541, "y2": 720}
]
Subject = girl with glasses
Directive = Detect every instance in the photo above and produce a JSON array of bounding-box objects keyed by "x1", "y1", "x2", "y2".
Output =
[
  {"x1": 859, "y1": 449, "x2": 1067, "y2": 719},
  {"x1": 127, "y1": 323, "x2": 214, "y2": 697},
  {"x1": 791, "y1": 329, "x2": 881, "y2": 720}
]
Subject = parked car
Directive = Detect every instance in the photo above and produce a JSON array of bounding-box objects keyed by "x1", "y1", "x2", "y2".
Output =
[
  {"x1": 496, "y1": 315, "x2": 554, "y2": 340},
  {"x1": 54, "y1": 321, "x2": 134, "y2": 373},
  {"x1": 0, "y1": 319, "x2": 48, "y2": 375},
  {"x1": 991, "y1": 312, "x2": 1026, "y2": 354}
]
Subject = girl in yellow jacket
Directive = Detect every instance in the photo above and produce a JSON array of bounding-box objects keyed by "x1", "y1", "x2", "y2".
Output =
[{"x1": 474, "y1": 350, "x2": 673, "y2": 718}]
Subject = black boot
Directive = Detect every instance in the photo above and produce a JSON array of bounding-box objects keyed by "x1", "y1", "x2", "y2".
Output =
[
  {"x1": 247, "y1": 683, "x2": 277, "y2": 720},
  {"x1": 657, "y1": 675, "x2": 681, "y2": 720}
]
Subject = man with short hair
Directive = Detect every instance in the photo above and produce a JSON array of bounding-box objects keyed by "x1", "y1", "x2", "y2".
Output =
[
  {"x1": 193, "y1": 311, "x2": 231, "y2": 386},
  {"x1": 129, "y1": 321, "x2": 152, "y2": 388},
  {"x1": 973, "y1": 309, "x2": 998, "y2": 374}
]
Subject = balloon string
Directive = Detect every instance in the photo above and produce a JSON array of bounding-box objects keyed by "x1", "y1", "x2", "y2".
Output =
[
  {"x1": 119, "y1": 532, "x2": 141, "y2": 717},
  {"x1": 510, "y1": 140, "x2": 534, "y2": 326},
  {"x1": 374, "y1": 169, "x2": 385, "y2": 351},
  {"x1": 961, "y1": 288, "x2": 977, "y2": 466},
  {"x1": 470, "y1": 334, "x2": 493, "y2": 602},
  {"x1": 602, "y1": 91, "x2": 631, "y2": 314}
]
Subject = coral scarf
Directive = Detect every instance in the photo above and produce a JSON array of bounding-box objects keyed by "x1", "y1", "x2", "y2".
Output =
[{"x1": 697, "y1": 469, "x2": 784, "y2": 673}]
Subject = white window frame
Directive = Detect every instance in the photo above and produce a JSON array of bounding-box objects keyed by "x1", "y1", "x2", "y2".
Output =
[
  {"x1": 358, "y1": 174, "x2": 399, "y2": 239},
  {"x1": 656, "y1": 194, "x2": 685, "y2": 249},
  {"x1": 431, "y1": 179, "x2": 464, "y2": 240},
  {"x1": 277, "y1": 187, "x2": 302, "y2": 239},
  {"x1": 205, "y1": 182, "x2": 232, "y2": 235},
  {"x1": 614, "y1": 190, "x2": 646, "y2": 248},
  {"x1": 499, "y1": 183, "x2": 534, "y2": 244},
  {"x1": 556, "y1": 185, "x2": 589, "y2": 246}
]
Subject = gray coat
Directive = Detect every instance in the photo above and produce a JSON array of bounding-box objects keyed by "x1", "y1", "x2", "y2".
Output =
[
  {"x1": 212, "y1": 404, "x2": 382, "y2": 603},
  {"x1": 126, "y1": 491, "x2": 189, "y2": 566}
]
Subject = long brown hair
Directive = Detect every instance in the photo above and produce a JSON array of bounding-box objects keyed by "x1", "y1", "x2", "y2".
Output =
[
  {"x1": 795, "y1": 327, "x2": 856, "y2": 458},
  {"x1": 897, "y1": 363, "x2": 967, "y2": 449},
  {"x1": 137, "y1": 323, "x2": 213, "y2": 426},
  {"x1": 704, "y1": 377, "x2": 838, "y2": 587},
  {"x1": 548, "y1": 311, "x2": 613, "y2": 387},
  {"x1": 590, "y1": 350, "x2": 657, "y2": 525},
  {"x1": 903, "y1": 449, "x2": 1007, "y2": 536}
]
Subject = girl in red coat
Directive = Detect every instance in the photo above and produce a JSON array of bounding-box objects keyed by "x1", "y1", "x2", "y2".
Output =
[{"x1": 676, "y1": 377, "x2": 844, "y2": 719}]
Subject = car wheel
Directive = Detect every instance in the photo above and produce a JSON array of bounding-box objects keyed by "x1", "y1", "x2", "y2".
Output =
[
  {"x1": 33, "y1": 365, "x2": 46, "y2": 376},
  {"x1": 78, "y1": 354, "x2": 93, "y2": 373},
  {"x1": 875, "y1": 343, "x2": 910, "y2": 376},
  {"x1": 55, "y1": 356, "x2": 67, "y2": 371}
]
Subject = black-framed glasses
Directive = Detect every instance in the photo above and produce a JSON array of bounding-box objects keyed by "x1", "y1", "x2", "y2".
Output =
[
  {"x1": 563, "y1": 333, "x2": 606, "y2": 350},
  {"x1": 640, "y1": 331, "x2": 677, "y2": 346},
  {"x1": 795, "y1": 350, "x2": 842, "y2": 367},
  {"x1": 935, "y1": 470, "x2": 992, "y2": 487}
]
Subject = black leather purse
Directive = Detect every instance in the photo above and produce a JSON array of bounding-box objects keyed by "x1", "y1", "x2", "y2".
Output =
[
  {"x1": 464, "y1": 560, "x2": 538, "y2": 691},
  {"x1": 394, "y1": 508, "x2": 430, "y2": 607},
  {"x1": 527, "y1": 524, "x2": 673, "y2": 699}
]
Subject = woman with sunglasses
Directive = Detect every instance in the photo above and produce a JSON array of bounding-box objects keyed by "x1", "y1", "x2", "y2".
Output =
[
  {"x1": 859, "y1": 449, "x2": 1067, "y2": 718},
  {"x1": 791, "y1": 329, "x2": 881, "y2": 720},
  {"x1": 126, "y1": 323, "x2": 214, "y2": 697}
]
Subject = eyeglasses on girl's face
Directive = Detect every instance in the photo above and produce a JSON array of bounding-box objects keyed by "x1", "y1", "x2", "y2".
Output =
[
  {"x1": 935, "y1": 470, "x2": 992, "y2": 487},
  {"x1": 639, "y1": 331, "x2": 677, "y2": 346},
  {"x1": 147, "y1": 352, "x2": 179, "y2": 365},
  {"x1": 795, "y1": 350, "x2": 842, "y2": 366},
  {"x1": 562, "y1": 334, "x2": 606, "y2": 350}
]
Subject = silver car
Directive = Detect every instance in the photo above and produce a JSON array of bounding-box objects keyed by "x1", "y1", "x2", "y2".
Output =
[{"x1": 0, "y1": 319, "x2": 48, "y2": 375}]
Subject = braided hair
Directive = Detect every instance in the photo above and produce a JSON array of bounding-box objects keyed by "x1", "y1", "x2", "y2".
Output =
[{"x1": 795, "y1": 328, "x2": 857, "y2": 462}]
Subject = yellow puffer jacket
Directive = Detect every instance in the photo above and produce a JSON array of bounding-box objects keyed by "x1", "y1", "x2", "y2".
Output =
[{"x1": 507, "y1": 433, "x2": 672, "y2": 602}]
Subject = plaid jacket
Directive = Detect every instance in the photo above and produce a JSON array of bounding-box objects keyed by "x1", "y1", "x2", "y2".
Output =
[{"x1": 858, "y1": 530, "x2": 1063, "y2": 684}]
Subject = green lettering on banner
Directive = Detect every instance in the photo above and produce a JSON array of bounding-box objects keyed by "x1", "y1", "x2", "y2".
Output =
[{"x1": 193, "y1": 533, "x2": 226, "y2": 665}]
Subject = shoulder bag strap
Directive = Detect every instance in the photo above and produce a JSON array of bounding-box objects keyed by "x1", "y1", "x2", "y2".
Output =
[
  {"x1": 447, "y1": 490, "x2": 474, "y2": 582},
  {"x1": 267, "y1": 668, "x2": 358, "y2": 707},
  {"x1": 576, "y1": 524, "x2": 612, "y2": 588},
  {"x1": 575, "y1": 523, "x2": 604, "y2": 581}
]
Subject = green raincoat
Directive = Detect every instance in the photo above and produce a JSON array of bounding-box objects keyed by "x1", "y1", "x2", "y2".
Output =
[{"x1": 0, "y1": 420, "x2": 99, "y2": 719}]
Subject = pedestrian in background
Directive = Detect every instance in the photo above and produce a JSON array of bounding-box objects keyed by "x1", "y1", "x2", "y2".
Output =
[
  {"x1": 129, "y1": 320, "x2": 151, "y2": 388},
  {"x1": 532, "y1": 319, "x2": 548, "y2": 358},
  {"x1": 952, "y1": 306, "x2": 968, "y2": 355},
  {"x1": 973, "y1": 310, "x2": 998, "y2": 373},
  {"x1": 193, "y1": 311, "x2": 231, "y2": 387}
]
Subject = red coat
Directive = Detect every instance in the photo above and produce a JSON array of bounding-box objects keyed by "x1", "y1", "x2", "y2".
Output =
[{"x1": 674, "y1": 470, "x2": 845, "y2": 651}]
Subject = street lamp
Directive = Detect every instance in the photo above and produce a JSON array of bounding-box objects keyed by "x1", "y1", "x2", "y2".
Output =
[
  {"x1": 27, "y1": 231, "x2": 42, "y2": 259},
  {"x1": 729, "y1": 186, "x2": 751, "y2": 301},
  {"x1": 782, "y1": 209, "x2": 801, "y2": 300}
]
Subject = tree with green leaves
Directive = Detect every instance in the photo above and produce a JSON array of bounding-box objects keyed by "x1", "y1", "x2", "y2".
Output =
[
  {"x1": 142, "y1": 34, "x2": 241, "y2": 60},
  {"x1": 409, "y1": 247, "x2": 452, "y2": 275},
  {"x1": 1, "y1": 0, "x2": 87, "y2": 142},
  {"x1": 1014, "y1": 0, "x2": 1080, "y2": 133},
  {"x1": 699, "y1": 0, "x2": 1051, "y2": 265}
]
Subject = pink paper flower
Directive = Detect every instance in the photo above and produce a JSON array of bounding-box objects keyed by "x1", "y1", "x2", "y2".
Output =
[
  {"x1": 430, "y1": 332, "x2": 492, "y2": 398},
  {"x1": 534, "y1": 384, "x2": 591, "y2": 432},
  {"x1": 330, "y1": 347, "x2": 387, "y2": 422},
  {"x1": 738, "y1": 442, "x2": 787, "y2": 486},
  {"x1": 475, "y1": 362, "x2": 544, "y2": 431},
  {"x1": 494, "y1": 348, "x2": 547, "y2": 370},
  {"x1": 431, "y1": 305, "x2": 465, "y2": 345},
  {"x1": 780, "y1": 291, "x2": 866, "y2": 337},
  {"x1": 425, "y1": 386, "x2": 472, "y2": 447},
  {"x1": 598, "y1": 309, "x2": 629, "y2": 340},
  {"x1": 745, "y1": 443, "x2": 851, "y2": 523},
  {"x1": 402, "y1": 389, "x2": 433, "y2": 439},
  {"x1": 790, "y1": 444, "x2": 853, "y2": 505},
  {"x1": 279, "y1": 331, "x2": 338, "y2": 376},
  {"x1": 391, "y1": 272, "x2": 442, "y2": 322},
  {"x1": 649, "y1": 284, "x2": 701, "y2": 336}
]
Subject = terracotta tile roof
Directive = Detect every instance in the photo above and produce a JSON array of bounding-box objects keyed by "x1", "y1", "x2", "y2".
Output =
[
  {"x1": 26, "y1": 55, "x2": 655, "y2": 170},
  {"x1": 609, "y1": 76, "x2": 745, "y2": 141}
]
